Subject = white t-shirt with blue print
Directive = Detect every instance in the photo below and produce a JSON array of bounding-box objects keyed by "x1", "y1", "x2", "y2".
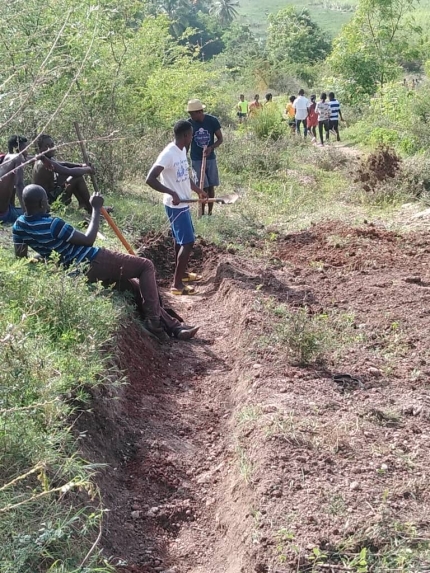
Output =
[{"x1": 155, "y1": 142, "x2": 192, "y2": 209}]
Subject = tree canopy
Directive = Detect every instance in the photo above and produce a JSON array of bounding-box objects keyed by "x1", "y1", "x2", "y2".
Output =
[
  {"x1": 327, "y1": 0, "x2": 421, "y2": 100},
  {"x1": 266, "y1": 7, "x2": 331, "y2": 66}
]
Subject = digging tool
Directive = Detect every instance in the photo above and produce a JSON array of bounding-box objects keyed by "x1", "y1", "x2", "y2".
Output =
[
  {"x1": 197, "y1": 148, "x2": 207, "y2": 219},
  {"x1": 181, "y1": 193, "x2": 239, "y2": 205},
  {"x1": 73, "y1": 122, "x2": 136, "y2": 255}
]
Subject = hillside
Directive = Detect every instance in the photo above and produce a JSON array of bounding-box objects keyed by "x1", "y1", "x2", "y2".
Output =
[{"x1": 237, "y1": 0, "x2": 355, "y2": 37}]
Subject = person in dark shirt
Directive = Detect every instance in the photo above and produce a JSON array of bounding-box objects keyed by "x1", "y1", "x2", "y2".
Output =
[
  {"x1": 13, "y1": 184, "x2": 199, "y2": 342},
  {"x1": 187, "y1": 99, "x2": 223, "y2": 216}
]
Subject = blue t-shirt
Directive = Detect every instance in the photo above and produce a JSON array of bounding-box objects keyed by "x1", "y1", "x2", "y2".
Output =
[
  {"x1": 190, "y1": 114, "x2": 221, "y2": 161},
  {"x1": 12, "y1": 213, "x2": 99, "y2": 266}
]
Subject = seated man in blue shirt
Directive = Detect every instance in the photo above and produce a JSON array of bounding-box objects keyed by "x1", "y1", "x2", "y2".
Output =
[{"x1": 13, "y1": 184, "x2": 199, "y2": 342}]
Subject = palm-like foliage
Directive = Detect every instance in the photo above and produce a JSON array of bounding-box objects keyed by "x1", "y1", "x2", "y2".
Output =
[
  {"x1": 210, "y1": 0, "x2": 239, "y2": 26},
  {"x1": 153, "y1": 0, "x2": 194, "y2": 36}
]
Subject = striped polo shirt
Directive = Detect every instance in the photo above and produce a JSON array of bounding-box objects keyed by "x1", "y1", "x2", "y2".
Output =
[
  {"x1": 329, "y1": 99, "x2": 341, "y2": 120},
  {"x1": 12, "y1": 213, "x2": 99, "y2": 266}
]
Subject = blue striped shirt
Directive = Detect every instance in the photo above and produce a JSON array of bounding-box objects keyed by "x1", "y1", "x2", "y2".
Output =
[
  {"x1": 13, "y1": 214, "x2": 99, "y2": 266},
  {"x1": 329, "y1": 99, "x2": 341, "y2": 120}
]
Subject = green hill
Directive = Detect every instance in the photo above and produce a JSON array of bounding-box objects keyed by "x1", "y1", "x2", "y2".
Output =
[{"x1": 237, "y1": 0, "x2": 355, "y2": 37}]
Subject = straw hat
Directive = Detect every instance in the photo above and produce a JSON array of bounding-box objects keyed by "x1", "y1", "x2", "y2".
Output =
[{"x1": 187, "y1": 99, "x2": 206, "y2": 112}]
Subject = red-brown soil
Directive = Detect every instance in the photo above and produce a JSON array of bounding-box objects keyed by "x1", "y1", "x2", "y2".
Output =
[{"x1": 82, "y1": 222, "x2": 430, "y2": 573}]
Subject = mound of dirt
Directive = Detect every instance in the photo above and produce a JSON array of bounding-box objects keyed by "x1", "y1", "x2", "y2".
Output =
[
  {"x1": 81, "y1": 222, "x2": 430, "y2": 573},
  {"x1": 137, "y1": 232, "x2": 228, "y2": 285}
]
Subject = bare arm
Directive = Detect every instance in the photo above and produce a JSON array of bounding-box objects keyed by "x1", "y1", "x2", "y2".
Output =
[
  {"x1": 204, "y1": 129, "x2": 223, "y2": 157},
  {"x1": 41, "y1": 157, "x2": 94, "y2": 178},
  {"x1": 68, "y1": 194, "x2": 103, "y2": 246},
  {"x1": 14, "y1": 157, "x2": 25, "y2": 208},
  {"x1": 146, "y1": 165, "x2": 181, "y2": 205}
]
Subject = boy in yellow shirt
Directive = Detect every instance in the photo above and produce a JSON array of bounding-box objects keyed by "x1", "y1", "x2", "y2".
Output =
[
  {"x1": 237, "y1": 94, "x2": 249, "y2": 123},
  {"x1": 285, "y1": 95, "x2": 296, "y2": 133}
]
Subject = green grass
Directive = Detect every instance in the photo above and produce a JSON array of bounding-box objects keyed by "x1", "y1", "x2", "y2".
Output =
[
  {"x1": 237, "y1": 0, "x2": 430, "y2": 38},
  {"x1": 0, "y1": 247, "x2": 124, "y2": 572},
  {"x1": 237, "y1": 0, "x2": 354, "y2": 37}
]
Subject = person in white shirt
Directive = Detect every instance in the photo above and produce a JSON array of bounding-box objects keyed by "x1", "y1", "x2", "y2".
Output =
[
  {"x1": 293, "y1": 89, "x2": 309, "y2": 137},
  {"x1": 146, "y1": 120, "x2": 207, "y2": 295}
]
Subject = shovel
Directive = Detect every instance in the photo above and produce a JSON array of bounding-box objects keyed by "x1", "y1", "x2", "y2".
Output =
[
  {"x1": 181, "y1": 193, "x2": 239, "y2": 205},
  {"x1": 74, "y1": 122, "x2": 136, "y2": 255}
]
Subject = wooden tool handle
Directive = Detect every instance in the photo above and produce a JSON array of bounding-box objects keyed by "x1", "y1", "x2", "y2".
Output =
[
  {"x1": 73, "y1": 122, "x2": 136, "y2": 255},
  {"x1": 197, "y1": 148, "x2": 207, "y2": 219}
]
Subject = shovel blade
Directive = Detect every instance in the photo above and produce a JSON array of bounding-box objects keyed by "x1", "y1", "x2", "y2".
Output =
[{"x1": 216, "y1": 193, "x2": 239, "y2": 204}]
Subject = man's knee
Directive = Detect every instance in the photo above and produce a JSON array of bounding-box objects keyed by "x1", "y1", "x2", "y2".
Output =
[{"x1": 139, "y1": 257, "x2": 155, "y2": 274}]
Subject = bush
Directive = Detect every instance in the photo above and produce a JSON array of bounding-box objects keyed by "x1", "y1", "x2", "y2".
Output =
[
  {"x1": 248, "y1": 107, "x2": 285, "y2": 140},
  {"x1": 217, "y1": 128, "x2": 288, "y2": 176},
  {"x1": 400, "y1": 154, "x2": 430, "y2": 202}
]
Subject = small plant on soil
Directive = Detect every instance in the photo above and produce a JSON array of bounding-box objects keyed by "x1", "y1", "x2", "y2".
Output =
[
  {"x1": 236, "y1": 446, "x2": 253, "y2": 484},
  {"x1": 274, "y1": 306, "x2": 343, "y2": 366}
]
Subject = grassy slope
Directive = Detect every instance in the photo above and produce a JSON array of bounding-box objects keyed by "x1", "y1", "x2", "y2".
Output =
[
  {"x1": 237, "y1": 0, "x2": 354, "y2": 37},
  {"x1": 0, "y1": 236, "x2": 124, "y2": 573},
  {"x1": 237, "y1": 0, "x2": 430, "y2": 37}
]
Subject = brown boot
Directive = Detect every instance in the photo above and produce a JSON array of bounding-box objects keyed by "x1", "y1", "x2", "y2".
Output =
[
  {"x1": 142, "y1": 318, "x2": 170, "y2": 343},
  {"x1": 173, "y1": 325, "x2": 200, "y2": 340}
]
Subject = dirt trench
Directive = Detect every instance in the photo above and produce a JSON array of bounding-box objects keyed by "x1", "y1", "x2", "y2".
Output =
[
  {"x1": 81, "y1": 226, "x2": 430, "y2": 573},
  {"x1": 81, "y1": 248, "x2": 278, "y2": 573}
]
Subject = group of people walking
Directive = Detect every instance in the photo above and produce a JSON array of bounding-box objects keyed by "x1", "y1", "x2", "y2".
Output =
[{"x1": 237, "y1": 90, "x2": 344, "y2": 146}]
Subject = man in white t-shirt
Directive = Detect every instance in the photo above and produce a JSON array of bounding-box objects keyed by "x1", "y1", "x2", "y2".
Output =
[
  {"x1": 146, "y1": 120, "x2": 207, "y2": 296},
  {"x1": 293, "y1": 89, "x2": 309, "y2": 137}
]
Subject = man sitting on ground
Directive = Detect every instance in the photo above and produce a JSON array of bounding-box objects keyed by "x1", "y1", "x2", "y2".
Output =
[
  {"x1": 0, "y1": 135, "x2": 29, "y2": 223},
  {"x1": 13, "y1": 184, "x2": 199, "y2": 342},
  {"x1": 146, "y1": 120, "x2": 207, "y2": 296},
  {"x1": 32, "y1": 134, "x2": 94, "y2": 213}
]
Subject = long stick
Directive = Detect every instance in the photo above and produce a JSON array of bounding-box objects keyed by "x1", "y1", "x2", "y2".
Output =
[
  {"x1": 198, "y1": 148, "x2": 207, "y2": 219},
  {"x1": 73, "y1": 122, "x2": 136, "y2": 255}
]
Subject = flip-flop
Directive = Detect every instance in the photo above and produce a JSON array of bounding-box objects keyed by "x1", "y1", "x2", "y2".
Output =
[
  {"x1": 170, "y1": 285, "x2": 197, "y2": 296},
  {"x1": 182, "y1": 272, "x2": 203, "y2": 283}
]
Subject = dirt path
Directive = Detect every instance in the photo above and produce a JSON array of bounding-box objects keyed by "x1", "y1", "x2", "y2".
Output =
[{"x1": 84, "y1": 224, "x2": 430, "y2": 573}]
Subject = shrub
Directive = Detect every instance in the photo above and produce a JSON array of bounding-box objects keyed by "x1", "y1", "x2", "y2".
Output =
[
  {"x1": 217, "y1": 129, "x2": 287, "y2": 176},
  {"x1": 248, "y1": 107, "x2": 285, "y2": 140}
]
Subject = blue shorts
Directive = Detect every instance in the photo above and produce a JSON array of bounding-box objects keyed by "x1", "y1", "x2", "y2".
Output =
[
  {"x1": 192, "y1": 158, "x2": 220, "y2": 188},
  {"x1": 0, "y1": 205, "x2": 23, "y2": 224},
  {"x1": 165, "y1": 206, "x2": 195, "y2": 246}
]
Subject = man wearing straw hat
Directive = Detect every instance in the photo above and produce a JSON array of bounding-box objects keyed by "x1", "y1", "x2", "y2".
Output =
[{"x1": 187, "y1": 98, "x2": 223, "y2": 216}]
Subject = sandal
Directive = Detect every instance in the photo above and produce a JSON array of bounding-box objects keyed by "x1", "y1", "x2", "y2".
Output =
[
  {"x1": 170, "y1": 285, "x2": 196, "y2": 296},
  {"x1": 182, "y1": 272, "x2": 203, "y2": 283}
]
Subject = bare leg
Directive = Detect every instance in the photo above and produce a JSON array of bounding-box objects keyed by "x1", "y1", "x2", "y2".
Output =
[
  {"x1": 206, "y1": 186, "x2": 215, "y2": 215},
  {"x1": 66, "y1": 176, "x2": 92, "y2": 213},
  {"x1": 173, "y1": 242, "x2": 193, "y2": 290}
]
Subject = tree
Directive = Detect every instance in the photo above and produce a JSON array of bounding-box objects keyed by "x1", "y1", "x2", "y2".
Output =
[
  {"x1": 209, "y1": 0, "x2": 239, "y2": 27},
  {"x1": 327, "y1": 0, "x2": 421, "y2": 101},
  {"x1": 266, "y1": 7, "x2": 331, "y2": 65}
]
